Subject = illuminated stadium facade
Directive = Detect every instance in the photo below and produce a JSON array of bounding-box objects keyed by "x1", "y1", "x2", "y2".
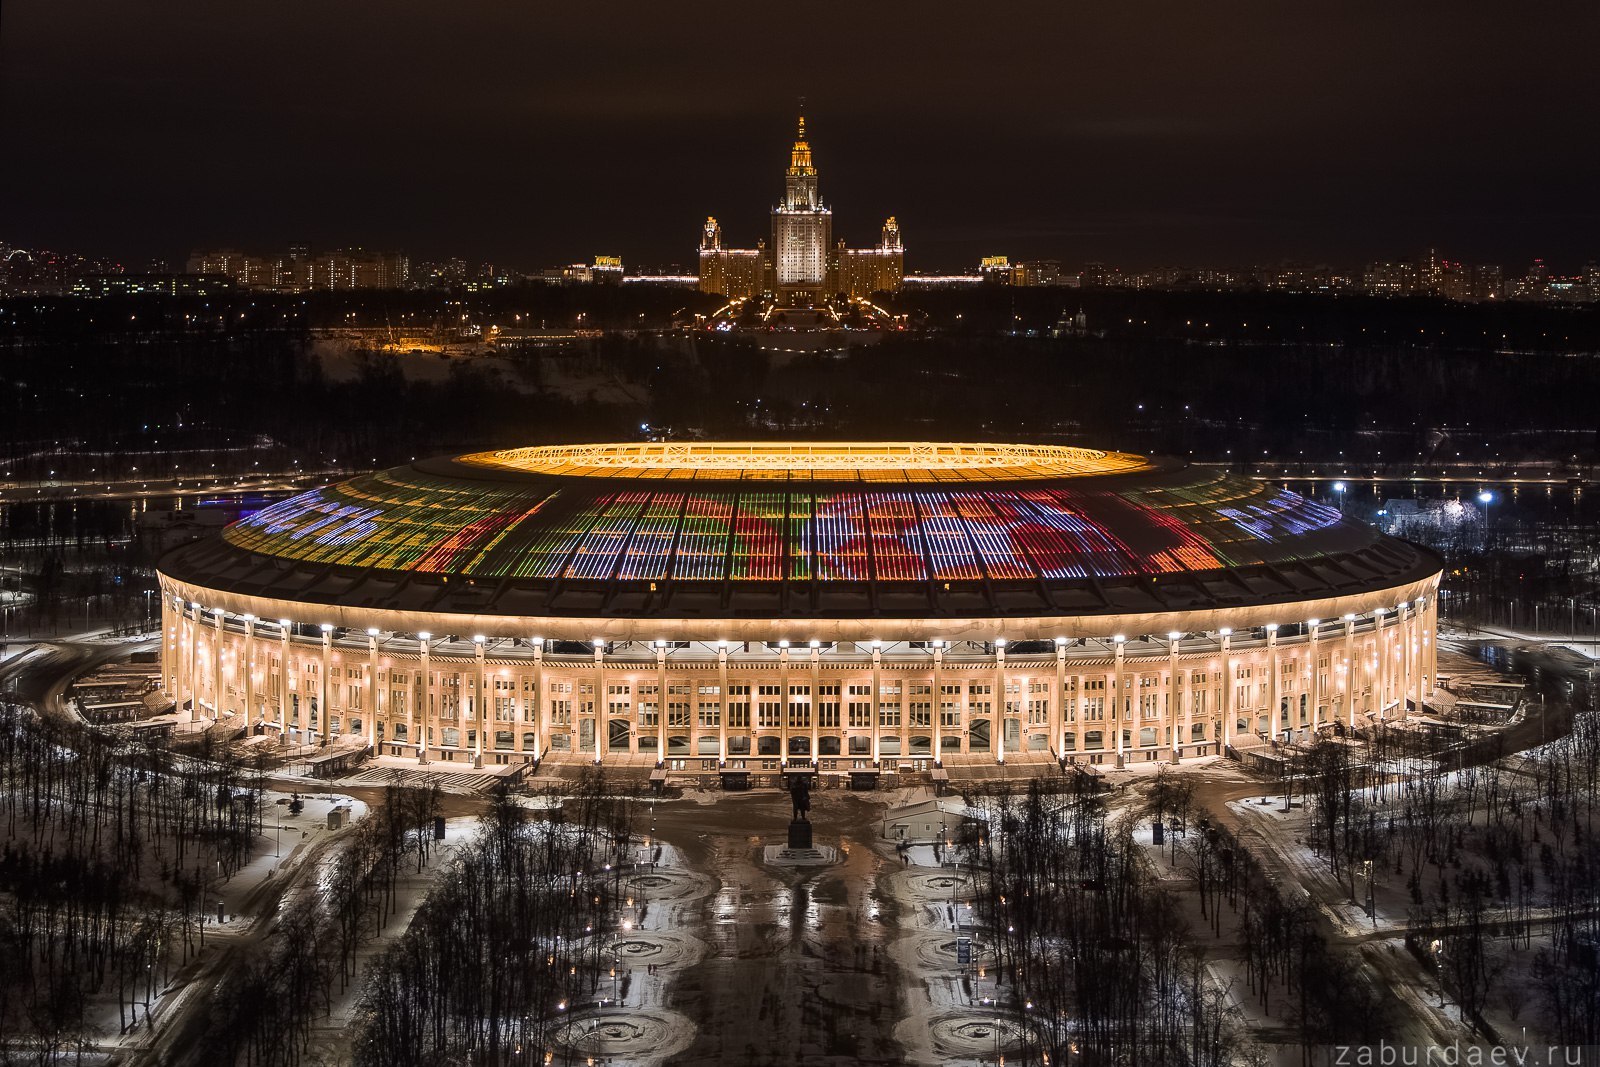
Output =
[{"x1": 155, "y1": 443, "x2": 1442, "y2": 778}]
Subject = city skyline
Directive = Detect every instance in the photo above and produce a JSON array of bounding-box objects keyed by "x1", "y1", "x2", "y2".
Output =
[{"x1": 3, "y1": 3, "x2": 1598, "y2": 270}]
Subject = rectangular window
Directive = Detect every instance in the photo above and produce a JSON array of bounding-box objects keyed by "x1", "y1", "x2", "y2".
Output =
[
  {"x1": 847, "y1": 701, "x2": 872, "y2": 728},
  {"x1": 817, "y1": 701, "x2": 840, "y2": 728},
  {"x1": 878, "y1": 703, "x2": 901, "y2": 728},
  {"x1": 758, "y1": 701, "x2": 782, "y2": 728},
  {"x1": 908, "y1": 701, "x2": 932, "y2": 727},
  {"x1": 697, "y1": 702, "x2": 720, "y2": 727},
  {"x1": 727, "y1": 701, "x2": 750, "y2": 728},
  {"x1": 939, "y1": 701, "x2": 960, "y2": 727}
]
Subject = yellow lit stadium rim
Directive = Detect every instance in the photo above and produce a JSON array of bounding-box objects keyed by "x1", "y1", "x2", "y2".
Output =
[{"x1": 463, "y1": 442, "x2": 1153, "y2": 482}]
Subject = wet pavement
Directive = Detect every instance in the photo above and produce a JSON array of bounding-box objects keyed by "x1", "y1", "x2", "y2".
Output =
[{"x1": 649, "y1": 790, "x2": 908, "y2": 1066}]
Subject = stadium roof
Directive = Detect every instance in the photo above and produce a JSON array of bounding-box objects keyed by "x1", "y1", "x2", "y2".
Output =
[{"x1": 158, "y1": 443, "x2": 1441, "y2": 620}]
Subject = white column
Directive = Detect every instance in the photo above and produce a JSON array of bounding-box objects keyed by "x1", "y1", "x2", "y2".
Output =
[
  {"x1": 212, "y1": 610, "x2": 224, "y2": 722},
  {"x1": 593, "y1": 640, "x2": 606, "y2": 764},
  {"x1": 474, "y1": 637, "x2": 487, "y2": 767},
  {"x1": 1266, "y1": 624, "x2": 1280, "y2": 740},
  {"x1": 1220, "y1": 629, "x2": 1234, "y2": 749},
  {"x1": 318, "y1": 624, "x2": 332, "y2": 747},
  {"x1": 933, "y1": 643, "x2": 945, "y2": 764},
  {"x1": 1375, "y1": 608, "x2": 1389, "y2": 719},
  {"x1": 779, "y1": 643, "x2": 791, "y2": 768},
  {"x1": 716, "y1": 643, "x2": 729, "y2": 764},
  {"x1": 1053, "y1": 640, "x2": 1067, "y2": 760},
  {"x1": 809, "y1": 642, "x2": 821, "y2": 765},
  {"x1": 1113, "y1": 636, "x2": 1126, "y2": 767},
  {"x1": 189, "y1": 603, "x2": 202, "y2": 721},
  {"x1": 1167, "y1": 634, "x2": 1181, "y2": 764},
  {"x1": 1309, "y1": 620, "x2": 1322, "y2": 734},
  {"x1": 367, "y1": 630, "x2": 380, "y2": 749},
  {"x1": 418, "y1": 633, "x2": 432, "y2": 763},
  {"x1": 994, "y1": 640, "x2": 1007, "y2": 764},
  {"x1": 277, "y1": 620, "x2": 290, "y2": 737},
  {"x1": 531, "y1": 639, "x2": 545, "y2": 761},
  {"x1": 243, "y1": 616, "x2": 256, "y2": 726},
  {"x1": 870, "y1": 642, "x2": 882, "y2": 765},
  {"x1": 1343, "y1": 615, "x2": 1357, "y2": 730},
  {"x1": 1411, "y1": 601, "x2": 1425, "y2": 717},
  {"x1": 161, "y1": 597, "x2": 176, "y2": 698},
  {"x1": 655, "y1": 642, "x2": 668, "y2": 760}
]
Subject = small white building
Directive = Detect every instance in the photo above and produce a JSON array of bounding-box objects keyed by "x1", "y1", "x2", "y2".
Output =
[{"x1": 882, "y1": 797, "x2": 979, "y2": 843}]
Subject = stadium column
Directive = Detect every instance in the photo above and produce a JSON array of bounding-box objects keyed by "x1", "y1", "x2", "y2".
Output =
[
  {"x1": 779, "y1": 643, "x2": 790, "y2": 768},
  {"x1": 1052, "y1": 641, "x2": 1066, "y2": 761},
  {"x1": 474, "y1": 638, "x2": 487, "y2": 768},
  {"x1": 1309, "y1": 621, "x2": 1322, "y2": 734},
  {"x1": 1374, "y1": 608, "x2": 1389, "y2": 718},
  {"x1": 1168, "y1": 636, "x2": 1181, "y2": 764},
  {"x1": 161, "y1": 598, "x2": 174, "y2": 698},
  {"x1": 870, "y1": 642, "x2": 882, "y2": 765},
  {"x1": 1423, "y1": 595, "x2": 1437, "y2": 699},
  {"x1": 809, "y1": 643, "x2": 821, "y2": 764},
  {"x1": 1220, "y1": 629, "x2": 1233, "y2": 750},
  {"x1": 278, "y1": 622, "x2": 290, "y2": 737},
  {"x1": 367, "y1": 631, "x2": 379, "y2": 750},
  {"x1": 932, "y1": 643, "x2": 944, "y2": 765},
  {"x1": 243, "y1": 615, "x2": 256, "y2": 728},
  {"x1": 1343, "y1": 616, "x2": 1357, "y2": 731},
  {"x1": 530, "y1": 639, "x2": 545, "y2": 761},
  {"x1": 1266, "y1": 624, "x2": 1280, "y2": 741},
  {"x1": 593, "y1": 641, "x2": 606, "y2": 765},
  {"x1": 655, "y1": 643, "x2": 668, "y2": 761},
  {"x1": 418, "y1": 634, "x2": 432, "y2": 763},
  {"x1": 716, "y1": 643, "x2": 729, "y2": 764},
  {"x1": 319, "y1": 624, "x2": 332, "y2": 747},
  {"x1": 1113, "y1": 637, "x2": 1125, "y2": 768},
  {"x1": 994, "y1": 640, "x2": 1006, "y2": 765},
  {"x1": 212, "y1": 610, "x2": 224, "y2": 722},
  {"x1": 405, "y1": 647, "x2": 418, "y2": 760},
  {"x1": 1409, "y1": 601, "x2": 1423, "y2": 719},
  {"x1": 187, "y1": 604, "x2": 200, "y2": 723}
]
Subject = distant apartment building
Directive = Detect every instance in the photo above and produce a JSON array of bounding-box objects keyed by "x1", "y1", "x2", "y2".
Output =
[{"x1": 184, "y1": 247, "x2": 409, "y2": 291}]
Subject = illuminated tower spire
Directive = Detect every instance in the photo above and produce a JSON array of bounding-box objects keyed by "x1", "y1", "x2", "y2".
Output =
[
  {"x1": 788, "y1": 107, "x2": 815, "y2": 178},
  {"x1": 772, "y1": 107, "x2": 831, "y2": 306}
]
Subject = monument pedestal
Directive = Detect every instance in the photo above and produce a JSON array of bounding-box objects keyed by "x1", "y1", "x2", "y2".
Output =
[{"x1": 787, "y1": 819, "x2": 813, "y2": 850}]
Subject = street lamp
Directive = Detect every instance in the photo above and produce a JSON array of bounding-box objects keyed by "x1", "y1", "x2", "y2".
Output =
[
  {"x1": 1332, "y1": 481, "x2": 1347, "y2": 512},
  {"x1": 1477, "y1": 490, "x2": 1493, "y2": 547}
]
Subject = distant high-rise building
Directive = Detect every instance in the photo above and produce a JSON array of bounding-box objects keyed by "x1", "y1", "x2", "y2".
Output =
[
  {"x1": 771, "y1": 113, "x2": 832, "y2": 306},
  {"x1": 833, "y1": 217, "x2": 905, "y2": 299},
  {"x1": 186, "y1": 246, "x2": 408, "y2": 291},
  {"x1": 697, "y1": 113, "x2": 903, "y2": 305}
]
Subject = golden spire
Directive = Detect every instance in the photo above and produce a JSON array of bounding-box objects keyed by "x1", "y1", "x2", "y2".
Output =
[{"x1": 788, "y1": 106, "x2": 815, "y2": 176}]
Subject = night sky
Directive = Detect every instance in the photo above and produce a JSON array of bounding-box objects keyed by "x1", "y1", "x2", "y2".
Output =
[{"x1": 3, "y1": 2, "x2": 1597, "y2": 271}]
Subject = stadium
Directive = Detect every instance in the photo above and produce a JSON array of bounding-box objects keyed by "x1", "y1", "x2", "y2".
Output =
[{"x1": 155, "y1": 442, "x2": 1442, "y2": 782}]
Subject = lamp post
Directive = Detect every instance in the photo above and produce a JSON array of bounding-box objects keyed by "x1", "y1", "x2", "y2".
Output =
[
  {"x1": 1477, "y1": 490, "x2": 1493, "y2": 548},
  {"x1": 1332, "y1": 481, "x2": 1347, "y2": 513}
]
